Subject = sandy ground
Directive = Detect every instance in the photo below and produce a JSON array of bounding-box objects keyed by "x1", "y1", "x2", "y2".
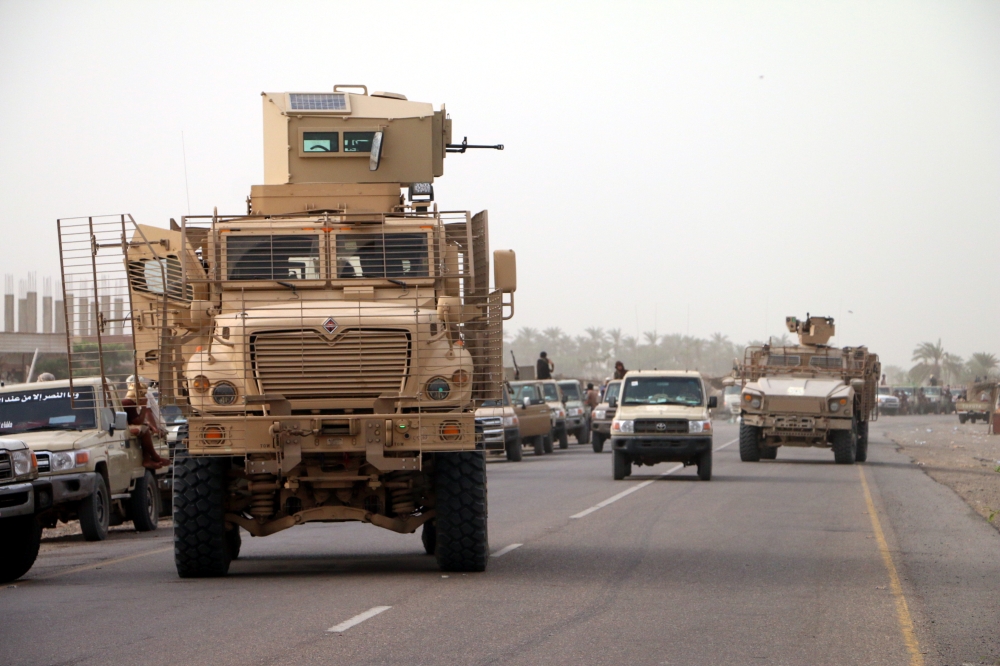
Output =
[{"x1": 879, "y1": 413, "x2": 1000, "y2": 529}]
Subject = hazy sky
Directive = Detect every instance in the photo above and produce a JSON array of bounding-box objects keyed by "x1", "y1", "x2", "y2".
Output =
[{"x1": 1, "y1": 0, "x2": 997, "y2": 368}]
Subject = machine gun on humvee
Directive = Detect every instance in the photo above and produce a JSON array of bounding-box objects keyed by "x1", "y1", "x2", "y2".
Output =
[
  {"x1": 731, "y1": 315, "x2": 880, "y2": 464},
  {"x1": 57, "y1": 86, "x2": 515, "y2": 577}
]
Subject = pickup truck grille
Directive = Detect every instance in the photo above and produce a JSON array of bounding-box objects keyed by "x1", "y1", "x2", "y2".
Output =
[
  {"x1": 35, "y1": 452, "x2": 50, "y2": 474},
  {"x1": 634, "y1": 419, "x2": 688, "y2": 434},
  {"x1": 0, "y1": 452, "x2": 11, "y2": 480},
  {"x1": 251, "y1": 328, "x2": 411, "y2": 400}
]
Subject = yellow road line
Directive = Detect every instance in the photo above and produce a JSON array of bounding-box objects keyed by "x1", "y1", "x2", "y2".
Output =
[
  {"x1": 859, "y1": 467, "x2": 924, "y2": 666},
  {"x1": 35, "y1": 545, "x2": 173, "y2": 581}
]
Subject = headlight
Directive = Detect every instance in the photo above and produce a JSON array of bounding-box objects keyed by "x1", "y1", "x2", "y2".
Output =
[
  {"x1": 593, "y1": 409, "x2": 606, "y2": 420},
  {"x1": 192, "y1": 375, "x2": 211, "y2": 393},
  {"x1": 829, "y1": 398, "x2": 847, "y2": 413},
  {"x1": 743, "y1": 392, "x2": 762, "y2": 409},
  {"x1": 688, "y1": 420, "x2": 712, "y2": 433},
  {"x1": 50, "y1": 451, "x2": 86, "y2": 472},
  {"x1": 427, "y1": 377, "x2": 450, "y2": 400},
  {"x1": 555, "y1": 408, "x2": 566, "y2": 419},
  {"x1": 10, "y1": 449, "x2": 35, "y2": 477},
  {"x1": 211, "y1": 382, "x2": 238, "y2": 405},
  {"x1": 568, "y1": 407, "x2": 583, "y2": 416},
  {"x1": 503, "y1": 415, "x2": 518, "y2": 427},
  {"x1": 611, "y1": 419, "x2": 634, "y2": 434}
]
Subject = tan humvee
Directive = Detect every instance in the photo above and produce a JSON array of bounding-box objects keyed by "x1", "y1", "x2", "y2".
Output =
[
  {"x1": 57, "y1": 86, "x2": 513, "y2": 576},
  {"x1": 733, "y1": 316, "x2": 880, "y2": 464}
]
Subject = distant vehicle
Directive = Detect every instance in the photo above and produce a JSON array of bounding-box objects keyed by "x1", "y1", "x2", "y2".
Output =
[
  {"x1": 476, "y1": 389, "x2": 522, "y2": 461},
  {"x1": 921, "y1": 386, "x2": 943, "y2": 414},
  {"x1": 892, "y1": 386, "x2": 916, "y2": 415},
  {"x1": 0, "y1": 438, "x2": 41, "y2": 582},
  {"x1": 509, "y1": 381, "x2": 560, "y2": 455},
  {"x1": 722, "y1": 384, "x2": 742, "y2": 419},
  {"x1": 610, "y1": 370, "x2": 716, "y2": 481},
  {"x1": 557, "y1": 380, "x2": 591, "y2": 444},
  {"x1": 876, "y1": 393, "x2": 900, "y2": 416},
  {"x1": 956, "y1": 380, "x2": 998, "y2": 424},
  {"x1": 589, "y1": 380, "x2": 622, "y2": 453}
]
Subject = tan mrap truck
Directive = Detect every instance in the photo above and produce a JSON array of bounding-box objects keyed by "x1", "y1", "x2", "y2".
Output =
[
  {"x1": 0, "y1": 378, "x2": 171, "y2": 541},
  {"x1": 0, "y1": 438, "x2": 41, "y2": 582},
  {"x1": 733, "y1": 316, "x2": 880, "y2": 464},
  {"x1": 57, "y1": 86, "x2": 514, "y2": 577},
  {"x1": 609, "y1": 371, "x2": 716, "y2": 480}
]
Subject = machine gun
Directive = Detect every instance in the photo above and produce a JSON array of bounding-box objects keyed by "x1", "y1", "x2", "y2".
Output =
[{"x1": 446, "y1": 137, "x2": 504, "y2": 153}]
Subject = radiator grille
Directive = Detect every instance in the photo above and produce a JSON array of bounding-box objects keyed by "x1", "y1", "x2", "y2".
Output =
[
  {"x1": 251, "y1": 328, "x2": 411, "y2": 400},
  {"x1": 766, "y1": 397, "x2": 824, "y2": 413},
  {"x1": 36, "y1": 452, "x2": 50, "y2": 474},
  {"x1": 634, "y1": 419, "x2": 688, "y2": 434},
  {"x1": 0, "y1": 452, "x2": 11, "y2": 480}
]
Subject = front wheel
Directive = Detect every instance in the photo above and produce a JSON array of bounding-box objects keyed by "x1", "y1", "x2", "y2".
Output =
[
  {"x1": 130, "y1": 470, "x2": 161, "y2": 532},
  {"x1": 739, "y1": 423, "x2": 762, "y2": 462},
  {"x1": 558, "y1": 427, "x2": 569, "y2": 449},
  {"x1": 855, "y1": 421, "x2": 869, "y2": 463},
  {"x1": 592, "y1": 432, "x2": 606, "y2": 453},
  {"x1": 533, "y1": 435, "x2": 545, "y2": 456},
  {"x1": 174, "y1": 454, "x2": 231, "y2": 578},
  {"x1": 543, "y1": 433, "x2": 554, "y2": 454},
  {"x1": 421, "y1": 521, "x2": 436, "y2": 556},
  {"x1": 505, "y1": 434, "x2": 523, "y2": 462},
  {"x1": 434, "y1": 452, "x2": 488, "y2": 572},
  {"x1": 958, "y1": 414, "x2": 967, "y2": 424},
  {"x1": 0, "y1": 516, "x2": 41, "y2": 583},
  {"x1": 832, "y1": 424, "x2": 858, "y2": 464},
  {"x1": 577, "y1": 424, "x2": 591, "y2": 445},
  {"x1": 612, "y1": 448, "x2": 631, "y2": 480},
  {"x1": 79, "y1": 473, "x2": 110, "y2": 541},
  {"x1": 697, "y1": 449, "x2": 712, "y2": 481}
]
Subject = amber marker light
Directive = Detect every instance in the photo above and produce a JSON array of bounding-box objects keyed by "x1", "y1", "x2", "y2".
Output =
[
  {"x1": 192, "y1": 375, "x2": 211, "y2": 393},
  {"x1": 451, "y1": 369, "x2": 470, "y2": 386},
  {"x1": 203, "y1": 426, "x2": 226, "y2": 445}
]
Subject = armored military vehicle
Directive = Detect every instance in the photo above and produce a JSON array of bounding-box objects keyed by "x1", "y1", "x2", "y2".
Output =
[
  {"x1": 57, "y1": 86, "x2": 513, "y2": 576},
  {"x1": 734, "y1": 316, "x2": 880, "y2": 464}
]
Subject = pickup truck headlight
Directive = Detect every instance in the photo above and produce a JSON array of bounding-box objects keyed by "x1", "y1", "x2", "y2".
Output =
[
  {"x1": 10, "y1": 449, "x2": 35, "y2": 477},
  {"x1": 688, "y1": 420, "x2": 712, "y2": 433},
  {"x1": 551, "y1": 407, "x2": 566, "y2": 419},
  {"x1": 503, "y1": 415, "x2": 518, "y2": 427},
  {"x1": 593, "y1": 409, "x2": 606, "y2": 420},
  {"x1": 50, "y1": 450, "x2": 87, "y2": 472},
  {"x1": 567, "y1": 407, "x2": 583, "y2": 417},
  {"x1": 611, "y1": 419, "x2": 634, "y2": 434}
]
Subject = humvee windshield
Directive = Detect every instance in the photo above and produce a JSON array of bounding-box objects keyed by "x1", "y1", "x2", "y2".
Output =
[
  {"x1": 0, "y1": 386, "x2": 97, "y2": 434},
  {"x1": 226, "y1": 235, "x2": 320, "y2": 280},
  {"x1": 622, "y1": 377, "x2": 703, "y2": 406},
  {"x1": 336, "y1": 233, "x2": 428, "y2": 279}
]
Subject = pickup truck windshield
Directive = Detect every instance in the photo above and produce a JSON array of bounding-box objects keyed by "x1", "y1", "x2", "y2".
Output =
[
  {"x1": 558, "y1": 383, "x2": 581, "y2": 401},
  {"x1": 604, "y1": 381, "x2": 621, "y2": 402},
  {"x1": 0, "y1": 386, "x2": 97, "y2": 434},
  {"x1": 622, "y1": 377, "x2": 703, "y2": 406},
  {"x1": 336, "y1": 233, "x2": 428, "y2": 279},
  {"x1": 542, "y1": 383, "x2": 560, "y2": 402}
]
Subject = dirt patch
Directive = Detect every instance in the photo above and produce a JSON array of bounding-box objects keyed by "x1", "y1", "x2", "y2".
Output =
[{"x1": 878, "y1": 414, "x2": 1000, "y2": 530}]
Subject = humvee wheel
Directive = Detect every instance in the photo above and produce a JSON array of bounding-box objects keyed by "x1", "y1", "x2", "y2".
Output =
[
  {"x1": 532, "y1": 436, "x2": 545, "y2": 456},
  {"x1": 761, "y1": 445, "x2": 777, "y2": 460},
  {"x1": 558, "y1": 427, "x2": 569, "y2": 449},
  {"x1": 697, "y1": 449, "x2": 712, "y2": 481},
  {"x1": 506, "y1": 435, "x2": 523, "y2": 462},
  {"x1": 421, "y1": 521, "x2": 436, "y2": 555},
  {"x1": 434, "y1": 452, "x2": 488, "y2": 572},
  {"x1": 739, "y1": 423, "x2": 762, "y2": 462},
  {"x1": 592, "y1": 432, "x2": 606, "y2": 453},
  {"x1": 0, "y1": 516, "x2": 41, "y2": 583},
  {"x1": 855, "y1": 421, "x2": 869, "y2": 463},
  {"x1": 174, "y1": 454, "x2": 231, "y2": 578},
  {"x1": 543, "y1": 433, "x2": 554, "y2": 454},
  {"x1": 831, "y1": 423, "x2": 857, "y2": 465},
  {"x1": 130, "y1": 470, "x2": 161, "y2": 532},
  {"x1": 79, "y1": 473, "x2": 110, "y2": 541},
  {"x1": 612, "y1": 449, "x2": 630, "y2": 480}
]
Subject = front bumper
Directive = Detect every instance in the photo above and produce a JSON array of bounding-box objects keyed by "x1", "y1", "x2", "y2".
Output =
[
  {"x1": 743, "y1": 413, "x2": 851, "y2": 437},
  {"x1": 613, "y1": 436, "x2": 712, "y2": 461},
  {"x1": 566, "y1": 414, "x2": 586, "y2": 430},
  {"x1": 33, "y1": 472, "x2": 97, "y2": 506},
  {"x1": 591, "y1": 420, "x2": 612, "y2": 435},
  {"x1": 0, "y1": 481, "x2": 35, "y2": 519}
]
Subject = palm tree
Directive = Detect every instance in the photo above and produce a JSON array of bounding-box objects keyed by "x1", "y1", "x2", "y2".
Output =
[
  {"x1": 967, "y1": 352, "x2": 999, "y2": 380},
  {"x1": 941, "y1": 352, "x2": 964, "y2": 384},
  {"x1": 912, "y1": 339, "x2": 946, "y2": 382}
]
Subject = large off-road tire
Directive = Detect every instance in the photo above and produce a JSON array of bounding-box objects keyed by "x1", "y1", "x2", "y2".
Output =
[
  {"x1": 761, "y1": 445, "x2": 778, "y2": 460},
  {"x1": 505, "y1": 434, "x2": 523, "y2": 462},
  {"x1": 533, "y1": 435, "x2": 545, "y2": 456},
  {"x1": 226, "y1": 527, "x2": 242, "y2": 560},
  {"x1": 855, "y1": 421, "x2": 869, "y2": 463},
  {"x1": 79, "y1": 473, "x2": 110, "y2": 541},
  {"x1": 434, "y1": 452, "x2": 488, "y2": 572},
  {"x1": 739, "y1": 423, "x2": 762, "y2": 462},
  {"x1": 592, "y1": 432, "x2": 606, "y2": 453},
  {"x1": 832, "y1": 424, "x2": 857, "y2": 465},
  {"x1": 612, "y1": 448, "x2": 630, "y2": 480},
  {"x1": 543, "y1": 433, "x2": 554, "y2": 454},
  {"x1": 697, "y1": 449, "x2": 712, "y2": 481},
  {"x1": 0, "y1": 516, "x2": 41, "y2": 583},
  {"x1": 558, "y1": 427, "x2": 569, "y2": 449},
  {"x1": 421, "y1": 520, "x2": 436, "y2": 555},
  {"x1": 174, "y1": 454, "x2": 231, "y2": 578},
  {"x1": 130, "y1": 470, "x2": 161, "y2": 532}
]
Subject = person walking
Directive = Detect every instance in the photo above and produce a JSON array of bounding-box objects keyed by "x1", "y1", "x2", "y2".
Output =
[
  {"x1": 585, "y1": 382, "x2": 600, "y2": 411},
  {"x1": 613, "y1": 361, "x2": 627, "y2": 379},
  {"x1": 536, "y1": 351, "x2": 554, "y2": 380}
]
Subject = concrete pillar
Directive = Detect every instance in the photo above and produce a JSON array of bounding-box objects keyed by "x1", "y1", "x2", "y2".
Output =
[
  {"x1": 42, "y1": 296, "x2": 52, "y2": 333},
  {"x1": 54, "y1": 299, "x2": 65, "y2": 334},
  {"x1": 78, "y1": 298, "x2": 90, "y2": 337},
  {"x1": 91, "y1": 299, "x2": 98, "y2": 338},
  {"x1": 3, "y1": 294, "x2": 12, "y2": 332},
  {"x1": 113, "y1": 298, "x2": 124, "y2": 336},
  {"x1": 100, "y1": 294, "x2": 110, "y2": 334},
  {"x1": 65, "y1": 293, "x2": 75, "y2": 336},
  {"x1": 17, "y1": 298, "x2": 27, "y2": 332},
  {"x1": 25, "y1": 291, "x2": 37, "y2": 333}
]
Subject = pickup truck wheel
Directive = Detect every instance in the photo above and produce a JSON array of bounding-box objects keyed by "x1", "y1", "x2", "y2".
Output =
[
  {"x1": 0, "y1": 516, "x2": 41, "y2": 583},
  {"x1": 577, "y1": 425, "x2": 591, "y2": 445},
  {"x1": 958, "y1": 414, "x2": 967, "y2": 424},
  {"x1": 592, "y1": 432, "x2": 605, "y2": 453},
  {"x1": 226, "y1": 527, "x2": 242, "y2": 560},
  {"x1": 434, "y1": 452, "x2": 488, "y2": 572},
  {"x1": 421, "y1": 520, "x2": 436, "y2": 555},
  {"x1": 761, "y1": 446, "x2": 777, "y2": 460},
  {"x1": 174, "y1": 454, "x2": 231, "y2": 578},
  {"x1": 855, "y1": 422, "x2": 869, "y2": 463},
  {"x1": 558, "y1": 427, "x2": 569, "y2": 450},
  {"x1": 739, "y1": 423, "x2": 762, "y2": 462},
  {"x1": 612, "y1": 448, "x2": 631, "y2": 480},
  {"x1": 543, "y1": 433, "x2": 554, "y2": 454},
  {"x1": 130, "y1": 470, "x2": 161, "y2": 532},
  {"x1": 532, "y1": 436, "x2": 545, "y2": 456},
  {"x1": 832, "y1": 423, "x2": 858, "y2": 464},
  {"x1": 506, "y1": 435, "x2": 523, "y2": 462},
  {"x1": 79, "y1": 473, "x2": 110, "y2": 541},
  {"x1": 697, "y1": 449, "x2": 712, "y2": 480}
]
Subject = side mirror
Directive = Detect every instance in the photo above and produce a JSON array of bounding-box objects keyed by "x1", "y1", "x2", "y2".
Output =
[
  {"x1": 369, "y1": 131, "x2": 384, "y2": 171},
  {"x1": 708, "y1": 396, "x2": 718, "y2": 409},
  {"x1": 100, "y1": 408, "x2": 113, "y2": 432},
  {"x1": 608, "y1": 396, "x2": 617, "y2": 409},
  {"x1": 522, "y1": 396, "x2": 531, "y2": 410},
  {"x1": 493, "y1": 250, "x2": 517, "y2": 293},
  {"x1": 114, "y1": 411, "x2": 128, "y2": 433}
]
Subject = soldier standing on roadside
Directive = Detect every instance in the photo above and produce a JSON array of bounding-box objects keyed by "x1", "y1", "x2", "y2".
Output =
[{"x1": 536, "y1": 351, "x2": 554, "y2": 379}]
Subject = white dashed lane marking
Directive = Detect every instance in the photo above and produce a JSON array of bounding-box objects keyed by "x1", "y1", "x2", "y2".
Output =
[
  {"x1": 492, "y1": 543, "x2": 523, "y2": 557},
  {"x1": 326, "y1": 606, "x2": 392, "y2": 633}
]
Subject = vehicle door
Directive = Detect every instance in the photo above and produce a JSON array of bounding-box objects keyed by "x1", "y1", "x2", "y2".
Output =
[
  {"x1": 513, "y1": 384, "x2": 549, "y2": 437},
  {"x1": 97, "y1": 387, "x2": 132, "y2": 493}
]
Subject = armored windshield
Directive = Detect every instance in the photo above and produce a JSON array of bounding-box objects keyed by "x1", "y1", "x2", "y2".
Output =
[
  {"x1": 0, "y1": 386, "x2": 97, "y2": 434},
  {"x1": 621, "y1": 377, "x2": 704, "y2": 406},
  {"x1": 226, "y1": 235, "x2": 320, "y2": 280},
  {"x1": 336, "y1": 233, "x2": 429, "y2": 279}
]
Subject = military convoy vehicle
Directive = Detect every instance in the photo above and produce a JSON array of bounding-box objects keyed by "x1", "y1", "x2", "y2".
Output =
[
  {"x1": 0, "y1": 438, "x2": 41, "y2": 582},
  {"x1": 733, "y1": 316, "x2": 880, "y2": 464},
  {"x1": 0, "y1": 378, "x2": 171, "y2": 541},
  {"x1": 956, "y1": 380, "x2": 997, "y2": 424},
  {"x1": 509, "y1": 380, "x2": 562, "y2": 455},
  {"x1": 590, "y1": 379, "x2": 621, "y2": 452},
  {"x1": 609, "y1": 371, "x2": 716, "y2": 480},
  {"x1": 557, "y1": 380, "x2": 591, "y2": 444},
  {"x1": 475, "y1": 388, "x2": 521, "y2": 462},
  {"x1": 57, "y1": 86, "x2": 513, "y2": 576}
]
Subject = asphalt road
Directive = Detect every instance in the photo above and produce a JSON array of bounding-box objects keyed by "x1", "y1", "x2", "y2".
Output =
[{"x1": 2, "y1": 420, "x2": 999, "y2": 666}]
